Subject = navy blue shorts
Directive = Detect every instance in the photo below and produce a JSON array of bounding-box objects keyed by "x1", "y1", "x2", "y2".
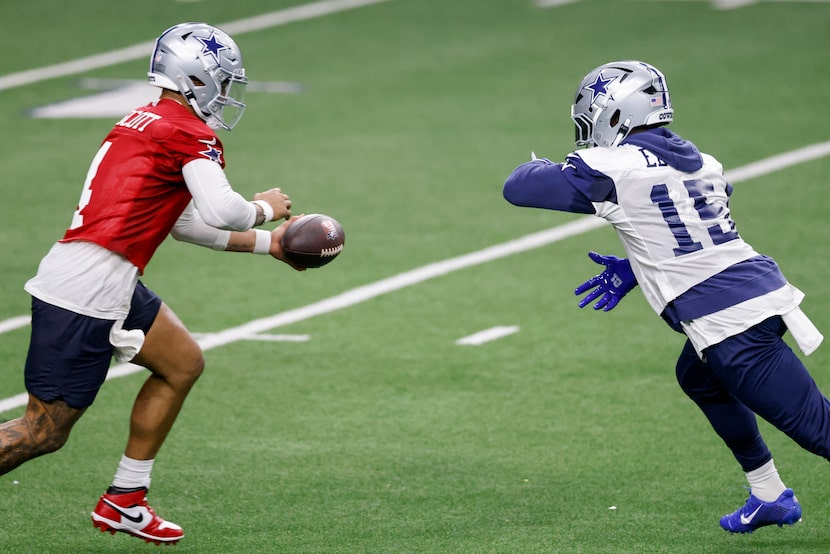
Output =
[
  {"x1": 676, "y1": 315, "x2": 830, "y2": 470},
  {"x1": 24, "y1": 281, "x2": 162, "y2": 409}
]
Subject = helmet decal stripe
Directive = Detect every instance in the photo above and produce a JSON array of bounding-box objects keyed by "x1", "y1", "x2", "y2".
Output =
[{"x1": 641, "y1": 62, "x2": 670, "y2": 108}]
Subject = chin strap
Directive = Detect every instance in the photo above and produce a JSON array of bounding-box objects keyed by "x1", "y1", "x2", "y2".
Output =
[{"x1": 610, "y1": 117, "x2": 632, "y2": 147}]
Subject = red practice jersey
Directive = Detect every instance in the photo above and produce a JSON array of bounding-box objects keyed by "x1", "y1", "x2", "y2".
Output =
[{"x1": 61, "y1": 98, "x2": 226, "y2": 273}]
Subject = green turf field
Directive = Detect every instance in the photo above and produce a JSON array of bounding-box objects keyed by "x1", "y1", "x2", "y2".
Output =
[{"x1": 2, "y1": 0, "x2": 830, "y2": 552}]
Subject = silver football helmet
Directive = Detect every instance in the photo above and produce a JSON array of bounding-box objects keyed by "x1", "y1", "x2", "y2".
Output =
[
  {"x1": 570, "y1": 60, "x2": 673, "y2": 148},
  {"x1": 148, "y1": 22, "x2": 248, "y2": 130}
]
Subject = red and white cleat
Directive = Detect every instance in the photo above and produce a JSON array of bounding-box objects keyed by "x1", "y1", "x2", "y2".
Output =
[{"x1": 91, "y1": 487, "x2": 184, "y2": 545}]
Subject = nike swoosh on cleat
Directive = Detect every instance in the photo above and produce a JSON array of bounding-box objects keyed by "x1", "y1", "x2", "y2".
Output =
[
  {"x1": 102, "y1": 498, "x2": 147, "y2": 524},
  {"x1": 740, "y1": 505, "x2": 764, "y2": 525}
]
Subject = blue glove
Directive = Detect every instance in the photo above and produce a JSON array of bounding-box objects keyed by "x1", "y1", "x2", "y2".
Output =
[{"x1": 574, "y1": 252, "x2": 638, "y2": 312}]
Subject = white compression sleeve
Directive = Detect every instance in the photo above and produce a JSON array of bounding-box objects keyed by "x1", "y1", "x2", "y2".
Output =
[
  {"x1": 171, "y1": 201, "x2": 231, "y2": 250},
  {"x1": 182, "y1": 158, "x2": 257, "y2": 231}
]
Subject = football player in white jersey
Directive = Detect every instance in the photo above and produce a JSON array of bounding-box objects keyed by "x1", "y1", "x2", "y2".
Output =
[{"x1": 503, "y1": 60, "x2": 829, "y2": 533}]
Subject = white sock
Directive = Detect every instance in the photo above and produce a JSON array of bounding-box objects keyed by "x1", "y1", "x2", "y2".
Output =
[
  {"x1": 112, "y1": 455, "x2": 154, "y2": 490},
  {"x1": 746, "y1": 458, "x2": 787, "y2": 502}
]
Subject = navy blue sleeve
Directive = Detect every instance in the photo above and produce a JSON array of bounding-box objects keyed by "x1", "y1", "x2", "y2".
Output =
[{"x1": 502, "y1": 156, "x2": 616, "y2": 214}]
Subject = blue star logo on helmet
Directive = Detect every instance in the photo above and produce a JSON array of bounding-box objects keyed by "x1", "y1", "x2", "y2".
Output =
[
  {"x1": 584, "y1": 72, "x2": 616, "y2": 102},
  {"x1": 195, "y1": 32, "x2": 229, "y2": 65}
]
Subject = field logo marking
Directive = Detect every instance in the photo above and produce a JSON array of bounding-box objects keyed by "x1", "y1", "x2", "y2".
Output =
[{"x1": 29, "y1": 79, "x2": 304, "y2": 120}]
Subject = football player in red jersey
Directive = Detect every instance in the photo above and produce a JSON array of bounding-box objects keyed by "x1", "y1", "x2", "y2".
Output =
[{"x1": 0, "y1": 23, "x2": 300, "y2": 545}]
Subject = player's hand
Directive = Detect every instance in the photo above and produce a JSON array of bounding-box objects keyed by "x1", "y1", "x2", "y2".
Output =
[
  {"x1": 574, "y1": 252, "x2": 637, "y2": 311},
  {"x1": 269, "y1": 215, "x2": 306, "y2": 271},
  {"x1": 254, "y1": 187, "x2": 292, "y2": 221}
]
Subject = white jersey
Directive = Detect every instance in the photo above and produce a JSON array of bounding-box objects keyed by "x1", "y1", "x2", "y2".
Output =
[
  {"x1": 576, "y1": 145, "x2": 756, "y2": 312},
  {"x1": 576, "y1": 144, "x2": 805, "y2": 355},
  {"x1": 504, "y1": 127, "x2": 818, "y2": 356}
]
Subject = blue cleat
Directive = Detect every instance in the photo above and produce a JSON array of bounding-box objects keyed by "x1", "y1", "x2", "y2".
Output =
[{"x1": 720, "y1": 488, "x2": 802, "y2": 533}]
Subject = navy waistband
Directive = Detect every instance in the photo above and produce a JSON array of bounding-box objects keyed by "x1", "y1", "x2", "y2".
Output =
[{"x1": 661, "y1": 255, "x2": 786, "y2": 328}]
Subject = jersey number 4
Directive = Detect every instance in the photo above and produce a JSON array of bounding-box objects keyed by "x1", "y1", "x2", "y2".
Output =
[
  {"x1": 69, "y1": 141, "x2": 112, "y2": 230},
  {"x1": 650, "y1": 179, "x2": 739, "y2": 257}
]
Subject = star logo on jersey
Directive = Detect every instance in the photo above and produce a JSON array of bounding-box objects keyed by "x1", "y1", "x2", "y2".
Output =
[
  {"x1": 584, "y1": 72, "x2": 616, "y2": 102},
  {"x1": 195, "y1": 32, "x2": 230, "y2": 65},
  {"x1": 562, "y1": 154, "x2": 580, "y2": 172},
  {"x1": 199, "y1": 138, "x2": 223, "y2": 164}
]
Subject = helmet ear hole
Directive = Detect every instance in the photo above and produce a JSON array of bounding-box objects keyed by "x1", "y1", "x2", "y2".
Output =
[
  {"x1": 610, "y1": 109, "x2": 620, "y2": 128},
  {"x1": 190, "y1": 76, "x2": 206, "y2": 87}
]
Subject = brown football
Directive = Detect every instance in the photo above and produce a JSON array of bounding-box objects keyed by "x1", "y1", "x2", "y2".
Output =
[{"x1": 279, "y1": 214, "x2": 345, "y2": 268}]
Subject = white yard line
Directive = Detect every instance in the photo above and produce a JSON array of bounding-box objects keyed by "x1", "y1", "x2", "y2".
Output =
[
  {"x1": 2, "y1": 141, "x2": 829, "y2": 414},
  {"x1": 534, "y1": 0, "x2": 581, "y2": 7},
  {"x1": 537, "y1": 0, "x2": 830, "y2": 8},
  {"x1": 456, "y1": 326, "x2": 521, "y2": 345},
  {"x1": 242, "y1": 333, "x2": 312, "y2": 342},
  {"x1": 0, "y1": 0, "x2": 392, "y2": 92},
  {"x1": 725, "y1": 142, "x2": 830, "y2": 182},
  {"x1": 0, "y1": 316, "x2": 31, "y2": 335}
]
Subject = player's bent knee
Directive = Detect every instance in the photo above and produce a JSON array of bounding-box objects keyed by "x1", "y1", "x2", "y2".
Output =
[
  {"x1": 33, "y1": 427, "x2": 72, "y2": 455},
  {"x1": 183, "y1": 349, "x2": 205, "y2": 384},
  {"x1": 168, "y1": 344, "x2": 205, "y2": 390},
  {"x1": 135, "y1": 303, "x2": 205, "y2": 387},
  {"x1": 24, "y1": 398, "x2": 84, "y2": 456}
]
